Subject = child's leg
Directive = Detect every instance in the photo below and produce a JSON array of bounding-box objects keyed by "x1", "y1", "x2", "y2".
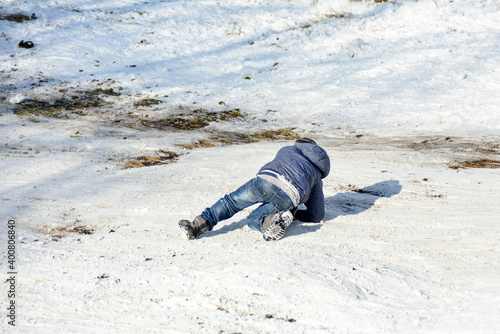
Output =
[
  {"x1": 244, "y1": 190, "x2": 294, "y2": 232},
  {"x1": 244, "y1": 202, "x2": 281, "y2": 231},
  {"x1": 201, "y1": 178, "x2": 266, "y2": 228}
]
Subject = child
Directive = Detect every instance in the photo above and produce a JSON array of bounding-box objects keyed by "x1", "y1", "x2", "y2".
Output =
[{"x1": 179, "y1": 138, "x2": 330, "y2": 241}]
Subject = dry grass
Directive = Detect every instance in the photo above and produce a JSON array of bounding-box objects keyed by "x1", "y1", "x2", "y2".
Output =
[
  {"x1": 35, "y1": 225, "x2": 95, "y2": 239},
  {"x1": 195, "y1": 139, "x2": 215, "y2": 148},
  {"x1": 13, "y1": 86, "x2": 301, "y2": 169},
  {"x1": 251, "y1": 128, "x2": 299, "y2": 141},
  {"x1": 450, "y1": 159, "x2": 500, "y2": 169},
  {"x1": 13, "y1": 90, "x2": 112, "y2": 117},
  {"x1": 124, "y1": 150, "x2": 181, "y2": 168},
  {"x1": 134, "y1": 98, "x2": 162, "y2": 107},
  {"x1": 142, "y1": 108, "x2": 244, "y2": 131},
  {"x1": 0, "y1": 13, "x2": 36, "y2": 22},
  {"x1": 350, "y1": 0, "x2": 388, "y2": 2}
]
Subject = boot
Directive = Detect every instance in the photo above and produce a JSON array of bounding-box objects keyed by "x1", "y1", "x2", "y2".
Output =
[
  {"x1": 179, "y1": 215, "x2": 211, "y2": 240},
  {"x1": 262, "y1": 210, "x2": 293, "y2": 241}
]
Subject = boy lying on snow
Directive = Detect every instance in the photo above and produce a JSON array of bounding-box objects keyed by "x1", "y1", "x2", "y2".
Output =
[{"x1": 179, "y1": 138, "x2": 330, "y2": 241}]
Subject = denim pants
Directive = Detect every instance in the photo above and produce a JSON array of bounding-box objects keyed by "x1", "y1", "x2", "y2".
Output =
[{"x1": 201, "y1": 177, "x2": 295, "y2": 232}]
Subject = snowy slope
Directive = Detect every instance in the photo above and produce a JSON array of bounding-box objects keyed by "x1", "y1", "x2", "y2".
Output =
[
  {"x1": 1, "y1": 134, "x2": 499, "y2": 333},
  {"x1": 2, "y1": 0, "x2": 499, "y2": 136},
  {"x1": 1, "y1": 0, "x2": 500, "y2": 333}
]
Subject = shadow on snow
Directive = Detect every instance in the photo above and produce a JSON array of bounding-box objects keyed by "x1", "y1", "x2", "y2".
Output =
[{"x1": 286, "y1": 180, "x2": 402, "y2": 238}]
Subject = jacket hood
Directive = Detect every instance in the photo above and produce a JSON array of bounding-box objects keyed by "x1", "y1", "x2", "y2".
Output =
[{"x1": 294, "y1": 142, "x2": 330, "y2": 178}]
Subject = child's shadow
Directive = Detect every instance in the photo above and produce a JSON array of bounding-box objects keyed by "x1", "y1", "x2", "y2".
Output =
[{"x1": 286, "y1": 180, "x2": 402, "y2": 237}]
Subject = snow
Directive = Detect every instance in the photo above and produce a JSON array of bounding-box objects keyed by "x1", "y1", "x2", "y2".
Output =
[{"x1": 1, "y1": 0, "x2": 499, "y2": 333}]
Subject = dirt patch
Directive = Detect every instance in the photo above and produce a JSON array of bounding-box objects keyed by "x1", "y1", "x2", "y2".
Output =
[
  {"x1": 134, "y1": 98, "x2": 162, "y2": 107},
  {"x1": 126, "y1": 106, "x2": 299, "y2": 146},
  {"x1": 11, "y1": 87, "x2": 300, "y2": 165},
  {"x1": 0, "y1": 13, "x2": 36, "y2": 22},
  {"x1": 409, "y1": 137, "x2": 499, "y2": 155},
  {"x1": 251, "y1": 128, "x2": 299, "y2": 141},
  {"x1": 12, "y1": 87, "x2": 299, "y2": 143},
  {"x1": 63, "y1": 226, "x2": 95, "y2": 234},
  {"x1": 13, "y1": 89, "x2": 116, "y2": 117},
  {"x1": 145, "y1": 117, "x2": 209, "y2": 130},
  {"x1": 450, "y1": 159, "x2": 500, "y2": 169},
  {"x1": 35, "y1": 225, "x2": 95, "y2": 239},
  {"x1": 86, "y1": 88, "x2": 121, "y2": 97},
  {"x1": 174, "y1": 129, "x2": 299, "y2": 150},
  {"x1": 407, "y1": 137, "x2": 500, "y2": 168},
  {"x1": 121, "y1": 128, "x2": 299, "y2": 169},
  {"x1": 124, "y1": 150, "x2": 181, "y2": 168},
  {"x1": 193, "y1": 139, "x2": 215, "y2": 148},
  {"x1": 141, "y1": 108, "x2": 244, "y2": 131},
  {"x1": 14, "y1": 98, "x2": 101, "y2": 117},
  {"x1": 350, "y1": 0, "x2": 387, "y2": 3}
]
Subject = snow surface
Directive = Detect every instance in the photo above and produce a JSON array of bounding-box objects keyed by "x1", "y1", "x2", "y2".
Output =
[{"x1": 1, "y1": 0, "x2": 499, "y2": 333}]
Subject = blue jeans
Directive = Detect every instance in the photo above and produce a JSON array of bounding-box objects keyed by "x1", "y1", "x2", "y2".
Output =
[{"x1": 201, "y1": 177, "x2": 294, "y2": 232}]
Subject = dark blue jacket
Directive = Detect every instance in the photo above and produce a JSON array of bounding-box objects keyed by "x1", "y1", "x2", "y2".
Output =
[{"x1": 259, "y1": 142, "x2": 330, "y2": 222}]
